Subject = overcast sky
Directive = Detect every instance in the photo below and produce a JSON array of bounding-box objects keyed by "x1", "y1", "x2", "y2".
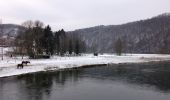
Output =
[{"x1": 0, "y1": 0, "x2": 170, "y2": 31}]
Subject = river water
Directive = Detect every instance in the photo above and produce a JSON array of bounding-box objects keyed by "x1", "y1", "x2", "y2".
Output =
[{"x1": 0, "y1": 62, "x2": 170, "y2": 100}]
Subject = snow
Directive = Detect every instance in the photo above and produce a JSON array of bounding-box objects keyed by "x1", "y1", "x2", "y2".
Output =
[{"x1": 0, "y1": 54, "x2": 170, "y2": 78}]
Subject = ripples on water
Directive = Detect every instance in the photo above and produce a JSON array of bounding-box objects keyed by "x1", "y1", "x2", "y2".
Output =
[{"x1": 0, "y1": 62, "x2": 170, "y2": 100}]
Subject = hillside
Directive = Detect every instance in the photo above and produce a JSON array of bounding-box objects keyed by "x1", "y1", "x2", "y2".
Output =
[
  {"x1": 0, "y1": 24, "x2": 24, "y2": 37},
  {"x1": 1, "y1": 14, "x2": 170, "y2": 54},
  {"x1": 69, "y1": 13, "x2": 170, "y2": 54},
  {"x1": 0, "y1": 24, "x2": 25, "y2": 46}
]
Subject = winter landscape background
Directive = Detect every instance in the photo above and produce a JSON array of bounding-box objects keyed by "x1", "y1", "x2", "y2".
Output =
[{"x1": 1, "y1": 0, "x2": 170, "y2": 100}]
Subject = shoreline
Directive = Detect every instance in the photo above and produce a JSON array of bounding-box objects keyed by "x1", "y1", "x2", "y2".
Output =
[
  {"x1": 0, "y1": 54, "x2": 170, "y2": 78},
  {"x1": 1, "y1": 60, "x2": 170, "y2": 78}
]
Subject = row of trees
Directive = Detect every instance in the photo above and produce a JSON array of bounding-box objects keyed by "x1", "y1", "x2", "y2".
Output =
[{"x1": 15, "y1": 20, "x2": 86, "y2": 58}]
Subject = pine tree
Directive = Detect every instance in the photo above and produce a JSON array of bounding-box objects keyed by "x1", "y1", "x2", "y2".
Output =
[
  {"x1": 75, "y1": 39, "x2": 80, "y2": 55},
  {"x1": 43, "y1": 25, "x2": 55, "y2": 55},
  {"x1": 54, "y1": 31, "x2": 60, "y2": 55},
  {"x1": 54, "y1": 29, "x2": 67, "y2": 55},
  {"x1": 115, "y1": 38, "x2": 123, "y2": 56},
  {"x1": 69, "y1": 39, "x2": 73, "y2": 55}
]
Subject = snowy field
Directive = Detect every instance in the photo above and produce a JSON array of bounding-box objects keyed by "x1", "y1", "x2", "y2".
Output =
[{"x1": 0, "y1": 54, "x2": 170, "y2": 78}]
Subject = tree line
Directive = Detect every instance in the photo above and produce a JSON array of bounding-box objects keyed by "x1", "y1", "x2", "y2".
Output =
[{"x1": 15, "y1": 20, "x2": 86, "y2": 58}]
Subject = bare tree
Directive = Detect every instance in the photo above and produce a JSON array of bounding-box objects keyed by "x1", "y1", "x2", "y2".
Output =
[
  {"x1": 0, "y1": 19, "x2": 4, "y2": 60},
  {"x1": 0, "y1": 19, "x2": 3, "y2": 37},
  {"x1": 34, "y1": 20, "x2": 44, "y2": 28},
  {"x1": 22, "y1": 20, "x2": 34, "y2": 29},
  {"x1": 16, "y1": 20, "x2": 45, "y2": 58}
]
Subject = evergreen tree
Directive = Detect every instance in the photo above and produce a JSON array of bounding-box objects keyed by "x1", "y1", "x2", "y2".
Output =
[
  {"x1": 75, "y1": 39, "x2": 80, "y2": 55},
  {"x1": 54, "y1": 31, "x2": 60, "y2": 54},
  {"x1": 115, "y1": 38, "x2": 123, "y2": 56},
  {"x1": 68, "y1": 39, "x2": 73, "y2": 55},
  {"x1": 60, "y1": 29, "x2": 66, "y2": 54},
  {"x1": 54, "y1": 29, "x2": 66, "y2": 55},
  {"x1": 43, "y1": 25, "x2": 55, "y2": 55}
]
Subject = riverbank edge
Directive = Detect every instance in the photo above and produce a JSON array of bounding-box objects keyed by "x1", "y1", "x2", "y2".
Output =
[{"x1": 1, "y1": 60, "x2": 170, "y2": 78}]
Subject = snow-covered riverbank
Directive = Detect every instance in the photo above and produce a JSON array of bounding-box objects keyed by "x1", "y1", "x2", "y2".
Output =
[{"x1": 0, "y1": 54, "x2": 170, "y2": 78}]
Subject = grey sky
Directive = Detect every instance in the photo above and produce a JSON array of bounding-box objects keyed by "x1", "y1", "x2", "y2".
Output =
[{"x1": 0, "y1": 0, "x2": 170, "y2": 31}]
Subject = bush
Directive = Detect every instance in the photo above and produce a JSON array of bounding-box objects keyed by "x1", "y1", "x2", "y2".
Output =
[{"x1": 94, "y1": 52, "x2": 98, "y2": 56}]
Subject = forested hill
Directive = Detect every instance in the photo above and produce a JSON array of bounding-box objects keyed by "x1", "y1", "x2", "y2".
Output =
[
  {"x1": 68, "y1": 13, "x2": 170, "y2": 54},
  {"x1": 1, "y1": 13, "x2": 170, "y2": 54},
  {"x1": 0, "y1": 24, "x2": 25, "y2": 37}
]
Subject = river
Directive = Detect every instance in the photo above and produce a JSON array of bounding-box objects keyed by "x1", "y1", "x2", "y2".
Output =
[{"x1": 0, "y1": 62, "x2": 170, "y2": 100}]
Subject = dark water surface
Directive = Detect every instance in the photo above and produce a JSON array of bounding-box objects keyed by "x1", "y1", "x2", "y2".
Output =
[{"x1": 1, "y1": 62, "x2": 170, "y2": 100}]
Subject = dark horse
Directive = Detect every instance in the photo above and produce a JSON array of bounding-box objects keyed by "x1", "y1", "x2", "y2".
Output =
[
  {"x1": 17, "y1": 64, "x2": 24, "y2": 69},
  {"x1": 22, "y1": 61, "x2": 30, "y2": 65}
]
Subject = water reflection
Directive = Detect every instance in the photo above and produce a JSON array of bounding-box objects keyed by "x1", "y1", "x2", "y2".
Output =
[
  {"x1": 14, "y1": 70, "x2": 82, "y2": 100},
  {"x1": 0, "y1": 62, "x2": 170, "y2": 100}
]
